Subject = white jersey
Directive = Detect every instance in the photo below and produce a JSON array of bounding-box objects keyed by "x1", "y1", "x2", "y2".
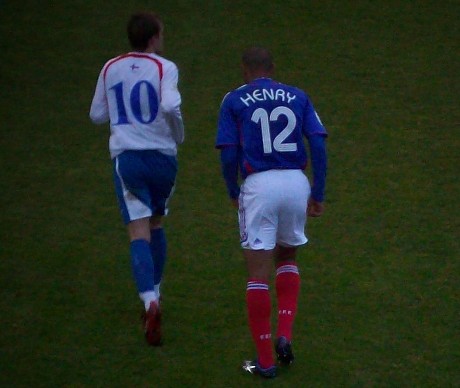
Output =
[{"x1": 90, "y1": 52, "x2": 184, "y2": 158}]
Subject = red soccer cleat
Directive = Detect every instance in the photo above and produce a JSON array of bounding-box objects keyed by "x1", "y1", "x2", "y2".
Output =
[{"x1": 142, "y1": 301, "x2": 162, "y2": 346}]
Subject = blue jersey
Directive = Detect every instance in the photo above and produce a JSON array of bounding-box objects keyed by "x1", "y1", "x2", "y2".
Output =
[{"x1": 216, "y1": 78, "x2": 327, "y2": 178}]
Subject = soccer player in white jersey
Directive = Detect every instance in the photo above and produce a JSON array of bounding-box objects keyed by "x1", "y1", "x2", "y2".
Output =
[
  {"x1": 89, "y1": 12, "x2": 184, "y2": 346},
  {"x1": 216, "y1": 47, "x2": 328, "y2": 378}
]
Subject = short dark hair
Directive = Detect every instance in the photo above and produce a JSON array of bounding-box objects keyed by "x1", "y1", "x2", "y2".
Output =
[
  {"x1": 242, "y1": 47, "x2": 274, "y2": 72},
  {"x1": 127, "y1": 12, "x2": 162, "y2": 51}
]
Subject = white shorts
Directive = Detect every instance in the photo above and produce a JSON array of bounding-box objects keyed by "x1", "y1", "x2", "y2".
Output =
[{"x1": 238, "y1": 169, "x2": 311, "y2": 250}]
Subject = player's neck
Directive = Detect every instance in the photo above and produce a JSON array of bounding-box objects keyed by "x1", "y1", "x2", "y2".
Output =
[
  {"x1": 246, "y1": 76, "x2": 272, "y2": 83},
  {"x1": 245, "y1": 71, "x2": 273, "y2": 83}
]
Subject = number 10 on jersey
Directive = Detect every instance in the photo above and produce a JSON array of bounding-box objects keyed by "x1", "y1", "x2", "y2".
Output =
[{"x1": 110, "y1": 81, "x2": 159, "y2": 125}]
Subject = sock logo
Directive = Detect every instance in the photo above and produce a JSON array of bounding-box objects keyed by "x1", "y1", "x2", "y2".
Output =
[{"x1": 259, "y1": 333, "x2": 271, "y2": 340}]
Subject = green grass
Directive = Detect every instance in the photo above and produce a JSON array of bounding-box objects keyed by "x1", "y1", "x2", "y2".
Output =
[{"x1": 1, "y1": 0, "x2": 459, "y2": 386}]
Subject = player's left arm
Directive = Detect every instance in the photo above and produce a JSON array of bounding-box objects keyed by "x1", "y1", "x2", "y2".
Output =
[
  {"x1": 308, "y1": 134, "x2": 327, "y2": 203},
  {"x1": 89, "y1": 69, "x2": 109, "y2": 124},
  {"x1": 308, "y1": 134, "x2": 327, "y2": 216},
  {"x1": 161, "y1": 62, "x2": 184, "y2": 144},
  {"x1": 303, "y1": 98, "x2": 328, "y2": 215}
]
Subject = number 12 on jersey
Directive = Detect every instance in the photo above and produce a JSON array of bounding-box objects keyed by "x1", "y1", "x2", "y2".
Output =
[{"x1": 251, "y1": 107, "x2": 298, "y2": 154}]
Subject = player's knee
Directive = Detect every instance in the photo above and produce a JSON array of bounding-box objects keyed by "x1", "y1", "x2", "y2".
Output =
[
  {"x1": 275, "y1": 245, "x2": 297, "y2": 262},
  {"x1": 128, "y1": 217, "x2": 151, "y2": 241},
  {"x1": 149, "y1": 215, "x2": 163, "y2": 229}
]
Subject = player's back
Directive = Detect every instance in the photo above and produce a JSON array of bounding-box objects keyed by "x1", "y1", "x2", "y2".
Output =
[
  {"x1": 228, "y1": 78, "x2": 309, "y2": 175},
  {"x1": 102, "y1": 52, "x2": 178, "y2": 157}
]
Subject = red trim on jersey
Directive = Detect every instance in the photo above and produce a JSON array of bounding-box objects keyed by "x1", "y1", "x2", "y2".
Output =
[
  {"x1": 243, "y1": 160, "x2": 255, "y2": 175},
  {"x1": 103, "y1": 53, "x2": 164, "y2": 81}
]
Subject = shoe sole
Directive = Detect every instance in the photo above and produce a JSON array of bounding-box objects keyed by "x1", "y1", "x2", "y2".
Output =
[
  {"x1": 277, "y1": 352, "x2": 294, "y2": 365},
  {"x1": 242, "y1": 360, "x2": 276, "y2": 378}
]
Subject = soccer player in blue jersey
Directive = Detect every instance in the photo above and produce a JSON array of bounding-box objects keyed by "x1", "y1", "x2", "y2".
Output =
[
  {"x1": 216, "y1": 47, "x2": 327, "y2": 378},
  {"x1": 89, "y1": 12, "x2": 184, "y2": 346}
]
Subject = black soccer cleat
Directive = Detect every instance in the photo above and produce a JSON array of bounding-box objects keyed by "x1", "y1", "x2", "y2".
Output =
[
  {"x1": 242, "y1": 360, "x2": 276, "y2": 378},
  {"x1": 275, "y1": 336, "x2": 294, "y2": 365}
]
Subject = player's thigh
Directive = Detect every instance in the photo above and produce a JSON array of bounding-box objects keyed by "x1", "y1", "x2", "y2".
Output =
[
  {"x1": 239, "y1": 172, "x2": 279, "y2": 250},
  {"x1": 114, "y1": 151, "x2": 177, "y2": 223},
  {"x1": 276, "y1": 170, "x2": 310, "y2": 247},
  {"x1": 143, "y1": 151, "x2": 177, "y2": 216},
  {"x1": 115, "y1": 151, "x2": 147, "y2": 190},
  {"x1": 113, "y1": 152, "x2": 153, "y2": 224}
]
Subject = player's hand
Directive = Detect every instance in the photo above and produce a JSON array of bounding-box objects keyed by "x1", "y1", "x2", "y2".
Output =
[
  {"x1": 231, "y1": 198, "x2": 239, "y2": 209},
  {"x1": 308, "y1": 198, "x2": 324, "y2": 217}
]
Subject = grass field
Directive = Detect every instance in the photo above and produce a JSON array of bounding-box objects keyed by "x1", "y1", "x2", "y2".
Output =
[{"x1": 1, "y1": 0, "x2": 459, "y2": 386}]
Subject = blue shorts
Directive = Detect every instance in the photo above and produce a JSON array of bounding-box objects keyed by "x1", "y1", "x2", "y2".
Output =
[{"x1": 113, "y1": 150, "x2": 177, "y2": 224}]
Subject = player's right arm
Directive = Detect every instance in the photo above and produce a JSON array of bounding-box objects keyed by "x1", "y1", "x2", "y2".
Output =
[
  {"x1": 220, "y1": 146, "x2": 240, "y2": 201},
  {"x1": 89, "y1": 68, "x2": 109, "y2": 124}
]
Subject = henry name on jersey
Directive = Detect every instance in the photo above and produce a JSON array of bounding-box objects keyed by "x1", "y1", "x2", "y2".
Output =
[{"x1": 239, "y1": 87, "x2": 297, "y2": 107}]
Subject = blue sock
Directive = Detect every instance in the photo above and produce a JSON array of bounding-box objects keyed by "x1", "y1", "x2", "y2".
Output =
[
  {"x1": 150, "y1": 228, "x2": 167, "y2": 287},
  {"x1": 130, "y1": 239, "x2": 154, "y2": 293}
]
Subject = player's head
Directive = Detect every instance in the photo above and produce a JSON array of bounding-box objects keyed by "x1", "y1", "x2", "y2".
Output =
[
  {"x1": 241, "y1": 47, "x2": 274, "y2": 82},
  {"x1": 127, "y1": 12, "x2": 164, "y2": 54}
]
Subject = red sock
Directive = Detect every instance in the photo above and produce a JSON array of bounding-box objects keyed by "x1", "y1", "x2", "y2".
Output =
[
  {"x1": 246, "y1": 279, "x2": 274, "y2": 368},
  {"x1": 275, "y1": 262, "x2": 300, "y2": 341}
]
